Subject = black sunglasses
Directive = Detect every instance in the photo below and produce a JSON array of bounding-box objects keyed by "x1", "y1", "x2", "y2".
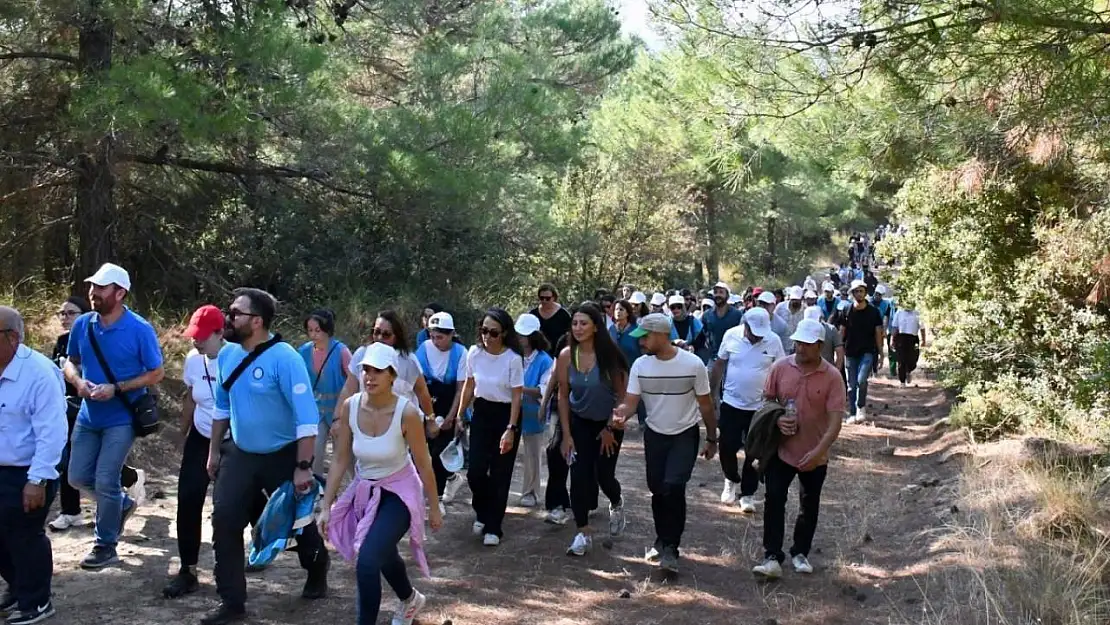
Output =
[
  {"x1": 480, "y1": 327, "x2": 502, "y2": 338},
  {"x1": 225, "y1": 309, "x2": 259, "y2": 321}
]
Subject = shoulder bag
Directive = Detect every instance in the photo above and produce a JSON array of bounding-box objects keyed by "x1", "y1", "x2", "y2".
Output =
[{"x1": 86, "y1": 323, "x2": 160, "y2": 438}]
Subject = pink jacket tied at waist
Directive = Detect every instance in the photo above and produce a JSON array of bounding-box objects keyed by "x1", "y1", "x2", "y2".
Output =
[{"x1": 328, "y1": 460, "x2": 430, "y2": 577}]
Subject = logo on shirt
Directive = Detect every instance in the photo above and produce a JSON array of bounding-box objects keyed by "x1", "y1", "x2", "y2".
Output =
[
  {"x1": 292, "y1": 383, "x2": 308, "y2": 395},
  {"x1": 251, "y1": 367, "x2": 264, "y2": 380}
]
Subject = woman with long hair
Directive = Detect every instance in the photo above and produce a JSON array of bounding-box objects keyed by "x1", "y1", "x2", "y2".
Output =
[
  {"x1": 558, "y1": 303, "x2": 630, "y2": 556},
  {"x1": 413, "y1": 312, "x2": 469, "y2": 507},
  {"x1": 610, "y1": 300, "x2": 642, "y2": 368},
  {"x1": 454, "y1": 308, "x2": 523, "y2": 546},
  {"x1": 319, "y1": 342, "x2": 442, "y2": 625},
  {"x1": 514, "y1": 314, "x2": 554, "y2": 508},
  {"x1": 298, "y1": 309, "x2": 352, "y2": 476}
]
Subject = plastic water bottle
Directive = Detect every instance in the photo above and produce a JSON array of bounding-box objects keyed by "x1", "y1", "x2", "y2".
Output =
[
  {"x1": 434, "y1": 416, "x2": 445, "y2": 428},
  {"x1": 785, "y1": 399, "x2": 797, "y2": 417}
]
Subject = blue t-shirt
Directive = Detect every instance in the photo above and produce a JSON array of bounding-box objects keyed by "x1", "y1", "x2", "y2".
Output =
[
  {"x1": 610, "y1": 323, "x2": 643, "y2": 369},
  {"x1": 214, "y1": 339, "x2": 320, "y2": 454},
  {"x1": 68, "y1": 308, "x2": 164, "y2": 429},
  {"x1": 702, "y1": 307, "x2": 744, "y2": 361}
]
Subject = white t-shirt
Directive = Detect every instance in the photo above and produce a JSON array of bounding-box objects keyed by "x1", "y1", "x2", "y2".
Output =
[
  {"x1": 421, "y1": 340, "x2": 469, "y2": 381},
  {"x1": 349, "y1": 345, "x2": 424, "y2": 408},
  {"x1": 627, "y1": 349, "x2": 710, "y2": 435},
  {"x1": 183, "y1": 348, "x2": 222, "y2": 439},
  {"x1": 718, "y1": 328, "x2": 786, "y2": 410},
  {"x1": 466, "y1": 345, "x2": 523, "y2": 403},
  {"x1": 893, "y1": 310, "x2": 922, "y2": 336}
]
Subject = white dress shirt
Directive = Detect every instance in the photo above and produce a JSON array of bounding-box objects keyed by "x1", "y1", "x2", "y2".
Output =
[{"x1": 0, "y1": 344, "x2": 68, "y2": 482}]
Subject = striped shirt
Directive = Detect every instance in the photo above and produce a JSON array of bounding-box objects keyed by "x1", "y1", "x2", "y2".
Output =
[{"x1": 627, "y1": 349, "x2": 710, "y2": 435}]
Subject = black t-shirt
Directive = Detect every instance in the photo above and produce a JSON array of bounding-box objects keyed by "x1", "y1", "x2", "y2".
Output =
[
  {"x1": 673, "y1": 317, "x2": 693, "y2": 342},
  {"x1": 52, "y1": 332, "x2": 79, "y2": 398},
  {"x1": 864, "y1": 273, "x2": 879, "y2": 295},
  {"x1": 841, "y1": 304, "x2": 883, "y2": 358},
  {"x1": 530, "y1": 306, "x2": 572, "y2": 357}
]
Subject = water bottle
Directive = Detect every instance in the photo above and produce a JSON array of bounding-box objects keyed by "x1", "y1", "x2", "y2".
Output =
[
  {"x1": 434, "y1": 416, "x2": 445, "y2": 428},
  {"x1": 785, "y1": 399, "x2": 797, "y2": 417}
]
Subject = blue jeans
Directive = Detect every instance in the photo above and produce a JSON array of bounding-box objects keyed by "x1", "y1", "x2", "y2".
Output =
[
  {"x1": 68, "y1": 421, "x2": 135, "y2": 548},
  {"x1": 357, "y1": 491, "x2": 414, "y2": 625},
  {"x1": 846, "y1": 353, "x2": 875, "y2": 416}
]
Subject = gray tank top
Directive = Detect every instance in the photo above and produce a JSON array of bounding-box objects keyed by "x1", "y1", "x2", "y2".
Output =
[{"x1": 568, "y1": 349, "x2": 616, "y2": 422}]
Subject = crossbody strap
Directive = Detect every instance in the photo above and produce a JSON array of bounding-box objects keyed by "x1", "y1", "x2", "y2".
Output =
[
  {"x1": 312, "y1": 342, "x2": 341, "y2": 391},
  {"x1": 221, "y1": 334, "x2": 283, "y2": 393},
  {"x1": 86, "y1": 322, "x2": 138, "y2": 413}
]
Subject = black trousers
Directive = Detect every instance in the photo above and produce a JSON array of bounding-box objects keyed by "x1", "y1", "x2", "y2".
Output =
[
  {"x1": 894, "y1": 334, "x2": 920, "y2": 383},
  {"x1": 58, "y1": 402, "x2": 139, "y2": 516},
  {"x1": 718, "y1": 404, "x2": 760, "y2": 497},
  {"x1": 426, "y1": 432, "x2": 452, "y2": 497},
  {"x1": 643, "y1": 425, "x2": 700, "y2": 553},
  {"x1": 212, "y1": 441, "x2": 327, "y2": 609},
  {"x1": 569, "y1": 415, "x2": 623, "y2": 528},
  {"x1": 0, "y1": 467, "x2": 57, "y2": 611},
  {"x1": 544, "y1": 419, "x2": 570, "y2": 512},
  {"x1": 762, "y1": 454, "x2": 828, "y2": 562},
  {"x1": 467, "y1": 399, "x2": 521, "y2": 538}
]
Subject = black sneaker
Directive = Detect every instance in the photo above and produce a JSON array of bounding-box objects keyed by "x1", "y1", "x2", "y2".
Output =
[
  {"x1": 301, "y1": 551, "x2": 329, "y2": 600},
  {"x1": 7, "y1": 599, "x2": 56, "y2": 625},
  {"x1": 161, "y1": 569, "x2": 199, "y2": 599},
  {"x1": 199, "y1": 603, "x2": 246, "y2": 625},
  {"x1": 79, "y1": 546, "x2": 119, "y2": 570},
  {"x1": 660, "y1": 546, "x2": 680, "y2": 573},
  {"x1": 118, "y1": 499, "x2": 136, "y2": 535}
]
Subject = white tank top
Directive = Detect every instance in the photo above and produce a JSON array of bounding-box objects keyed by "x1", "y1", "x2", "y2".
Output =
[{"x1": 347, "y1": 393, "x2": 411, "y2": 480}]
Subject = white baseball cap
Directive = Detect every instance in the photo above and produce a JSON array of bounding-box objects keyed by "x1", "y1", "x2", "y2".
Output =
[
  {"x1": 86, "y1": 263, "x2": 131, "y2": 291},
  {"x1": 876, "y1": 284, "x2": 889, "y2": 295},
  {"x1": 788, "y1": 286, "x2": 803, "y2": 300},
  {"x1": 358, "y1": 342, "x2": 398, "y2": 372},
  {"x1": 427, "y1": 311, "x2": 455, "y2": 332},
  {"x1": 850, "y1": 279, "x2": 867, "y2": 291},
  {"x1": 713, "y1": 281, "x2": 731, "y2": 294},
  {"x1": 629, "y1": 291, "x2": 647, "y2": 305},
  {"x1": 804, "y1": 306, "x2": 823, "y2": 321},
  {"x1": 790, "y1": 318, "x2": 826, "y2": 344},
  {"x1": 514, "y1": 313, "x2": 541, "y2": 336},
  {"x1": 701, "y1": 298, "x2": 714, "y2": 308},
  {"x1": 651, "y1": 292, "x2": 667, "y2": 306},
  {"x1": 822, "y1": 282, "x2": 835, "y2": 292},
  {"x1": 804, "y1": 289, "x2": 818, "y2": 299},
  {"x1": 757, "y1": 291, "x2": 777, "y2": 305},
  {"x1": 728, "y1": 293, "x2": 741, "y2": 305},
  {"x1": 667, "y1": 294, "x2": 685, "y2": 307},
  {"x1": 744, "y1": 307, "x2": 773, "y2": 338}
]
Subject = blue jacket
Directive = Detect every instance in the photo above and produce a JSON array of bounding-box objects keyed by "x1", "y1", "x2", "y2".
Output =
[
  {"x1": 521, "y1": 351, "x2": 554, "y2": 435},
  {"x1": 249, "y1": 479, "x2": 321, "y2": 568},
  {"x1": 610, "y1": 322, "x2": 643, "y2": 369},
  {"x1": 298, "y1": 339, "x2": 348, "y2": 427}
]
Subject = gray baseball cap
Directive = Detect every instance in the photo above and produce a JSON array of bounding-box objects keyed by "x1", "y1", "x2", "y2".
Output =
[{"x1": 630, "y1": 313, "x2": 673, "y2": 338}]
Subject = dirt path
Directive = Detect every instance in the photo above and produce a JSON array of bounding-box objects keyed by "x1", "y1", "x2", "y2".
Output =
[{"x1": 46, "y1": 372, "x2": 963, "y2": 625}]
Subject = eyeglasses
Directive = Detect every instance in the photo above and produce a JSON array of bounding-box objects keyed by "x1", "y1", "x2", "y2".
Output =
[
  {"x1": 479, "y1": 327, "x2": 502, "y2": 338},
  {"x1": 225, "y1": 309, "x2": 259, "y2": 321},
  {"x1": 372, "y1": 328, "x2": 394, "y2": 339},
  {"x1": 56, "y1": 310, "x2": 81, "y2": 319},
  {"x1": 538, "y1": 295, "x2": 553, "y2": 302}
]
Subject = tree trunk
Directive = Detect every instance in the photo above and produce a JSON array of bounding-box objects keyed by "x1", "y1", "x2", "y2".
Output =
[
  {"x1": 702, "y1": 186, "x2": 719, "y2": 283},
  {"x1": 74, "y1": 5, "x2": 116, "y2": 293},
  {"x1": 764, "y1": 210, "x2": 777, "y2": 277}
]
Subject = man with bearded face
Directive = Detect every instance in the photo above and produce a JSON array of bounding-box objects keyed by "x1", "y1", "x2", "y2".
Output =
[
  {"x1": 701, "y1": 282, "x2": 743, "y2": 366},
  {"x1": 62, "y1": 263, "x2": 165, "y2": 570}
]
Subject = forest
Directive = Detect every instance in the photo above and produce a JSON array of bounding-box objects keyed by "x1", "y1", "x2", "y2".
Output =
[{"x1": 2, "y1": 0, "x2": 1109, "y2": 436}]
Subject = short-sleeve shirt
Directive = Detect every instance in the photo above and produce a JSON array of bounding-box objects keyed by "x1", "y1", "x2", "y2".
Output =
[
  {"x1": 702, "y1": 307, "x2": 744, "y2": 360},
  {"x1": 627, "y1": 349, "x2": 710, "y2": 435},
  {"x1": 350, "y1": 345, "x2": 423, "y2": 408},
  {"x1": 68, "y1": 308, "x2": 164, "y2": 428},
  {"x1": 718, "y1": 328, "x2": 786, "y2": 411},
  {"x1": 529, "y1": 306, "x2": 572, "y2": 357},
  {"x1": 466, "y1": 346, "x2": 524, "y2": 403},
  {"x1": 840, "y1": 303, "x2": 884, "y2": 358},
  {"x1": 763, "y1": 356, "x2": 847, "y2": 469},
  {"x1": 893, "y1": 310, "x2": 921, "y2": 336},
  {"x1": 819, "y1": 323, "x2": 843, "y2": 365},
  {"x1": 182, "y1": 348, "x2": 222, "y2": 439}
]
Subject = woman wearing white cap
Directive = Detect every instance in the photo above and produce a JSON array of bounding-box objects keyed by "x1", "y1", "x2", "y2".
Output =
[
  {"x1": 514, "y1": 313, "x2": 555, "y2": 508},
  {"x1": 319, "y1": 342, "x2": 442, "y2": 625},
  {"x1": 413, "y1": 312, "x2": 469, "y2": 504},
  {"x1": 650, "y1": 292, "x2": 667, "y2": 315},
  {"x1": 629, "y1": 291, "x2": 649, "y2": 319}
]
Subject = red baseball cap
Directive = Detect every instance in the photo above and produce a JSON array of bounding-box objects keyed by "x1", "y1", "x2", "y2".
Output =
[
  {"x1": 752, "y1": 287, "x2": 764, "y2": 296},
  {"x1": 184, "y1": 305, "x2": 225, "y2": 341}
]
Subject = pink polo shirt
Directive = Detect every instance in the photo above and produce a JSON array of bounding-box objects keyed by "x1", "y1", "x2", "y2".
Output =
[{"x1": 763, "y1": 355, "x2": 847, "y2": 469}]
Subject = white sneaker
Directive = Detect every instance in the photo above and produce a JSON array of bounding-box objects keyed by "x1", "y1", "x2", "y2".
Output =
[
  {"x1": 438, "y1": 502, "x2": 446, "y2": 517},
  {"x1": 520, "y1": 492, "x2": 538, "y2": 508},
  {"x1": 720, "y1": 480, "x2": 739, "y2": 504},
  {"x1": 544, "y1": 507, "x2": 569, "y2": 526},
  {"x1": 471, "y1": 521, "x2": 485, "y2": 536},
  {"x1": 857, "y1": 406, "x2": 868, "y2": 422},
  {"x1": 644, "y1": 547, "x2": 662, "y2": 564},
  {"x1": 391, "y1": 589, "x2": 426, "y2": 625},
  {"x1": 129, "y1": 469, "x2": 147, "y2": 507},
  {"x1": 482, "y1": 533, "x2": 500, "y2": 547},
  {"x1": 566, "y1": 532, "x2": 592, "y2": 557},
  {"x1": 738, "y1": 496, "x2": 756, "y2": 514},
  {"x1": 900, "y1": 381, "x2": 907, "y2": 388},
  {"x1": 753, "y1": 558, "x2": 783, "y2": 579},
  {"x1": 49, "y1": 513, "x2": 82, "y2": 531},
  {"x1": 792, "y1": 554, "x2": 814, "y2": 574},
  {"x1": 846, "y1": 414, "x2": 862, "y2": 424},
  {"x1": 608, "y1": 502, "x2": 626, "y2": 537},
  {"x1": 442, "y1": 475, "x2": 464, "y2": 504}
]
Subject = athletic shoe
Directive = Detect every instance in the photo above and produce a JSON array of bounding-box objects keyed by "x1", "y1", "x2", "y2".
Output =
[
  {"x1": 391, "y1": 590, "x2": 426, "y2": 625},
  {"x1": 720, "y1": 480, "x2": 738, "y2": 504},
  {"x1": 791, "y1": 554, "x2": 814, "y2": 574},
  {"x1": 738, "y1": 496, "x2": 756, "y2": 514},
  {"x1": 437, "y1": 502, "x2": 446, "y2": 517},
  {"x1": 544, "y1": 507, "x2": 569, "y2": 525},
  {"x1": 471, "y1": 521, "x2": 485, "y2": 536},
  {"x1": 441, "y1": 475, "x2": 464, "y2": 504},
  {"x1": 566, "y1": 532, "x2": 592, "y2": 557},
  {"x1": 199, "y1": 603, "x2": 247, "y2": 625},
  {"x1": 520, "y1": 492, "x2": 538, "y2": 507},
  {"x1": 129, "y1": 469, "x2": 147, "y2": 507},
  {"x1": 7, "y1": 600, "x2": 55, "y2": 625},
  {"x1": 856, "y1": 406, "x2": 868, "y2": 422},
  {"x1": 644, "y1": 547, "x2": 661, "y2": 564},
  {"x1": 79, "y1": 545, "x2": 119, "y2": 569},
  {"x1": 162, "y1": 569, "x2": 200, "y2": 598},
  {"x1": 608, "y1": 502, "x2": 626, "y2": 537},
  {"x1": 482, "y1": 533, "x2": 500, "y2": 547},
  {"x1": 48, "y1": 514, "x2": 82, "y2": 532},
  {"x1": 301, "y1": 550, "x2": 329, "y2": 599},
  {"x1": 659, "y1": 546, "x2": 679, "y2": 573},
  {"x1": 118, "y1": 498, "x2": 136, "y2": 535},
  {"x1": 753, "y1": 558, "x2": 783, "y2": 579}
]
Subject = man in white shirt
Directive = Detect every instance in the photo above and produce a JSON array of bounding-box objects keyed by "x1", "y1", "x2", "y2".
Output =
[
  {"x1": 0, "y1": 307, "x2": 67, "y2": 625},
  {"x1": 613, "y1": 314, "x2": 717, "y2": 575},
  {"x1": 891, "y1": 306, "x2": 926, "y2": 387},
  {"x1": 710, "y1": 307, "x2": 785, "y2": 513}
]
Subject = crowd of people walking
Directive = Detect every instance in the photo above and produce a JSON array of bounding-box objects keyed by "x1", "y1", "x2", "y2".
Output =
[{"x1": 0, "y1": 231, "x2": 927, "y2": 624}]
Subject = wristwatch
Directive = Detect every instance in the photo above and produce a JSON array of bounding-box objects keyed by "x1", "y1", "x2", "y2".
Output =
[
  {"x1": 296, "y1": 458, "x2": 314, "y2": 471},
  {"x1": 27, "y1": 478, "x2": 46, "y2": 486},
  {"x1": 505, "y1": 423, "x2": 518, "y2": 432}
]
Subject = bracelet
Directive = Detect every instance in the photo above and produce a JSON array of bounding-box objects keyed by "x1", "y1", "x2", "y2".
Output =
[{"x1": 706, "y1": 438, "x2": 718, "y2": 444}]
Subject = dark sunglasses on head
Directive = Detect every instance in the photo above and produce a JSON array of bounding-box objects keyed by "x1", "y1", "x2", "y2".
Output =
[
  {"x1": 372, "y1": 328, "x2": 394, "y2": 339},
  {"x1": 480, "y1": 327, "x2": 502, "y2": 338}
]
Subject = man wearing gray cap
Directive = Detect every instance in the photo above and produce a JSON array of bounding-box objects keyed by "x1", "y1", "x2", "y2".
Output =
[{"x1": 612, "y1": 314, "x2": 717, "y2": 575}]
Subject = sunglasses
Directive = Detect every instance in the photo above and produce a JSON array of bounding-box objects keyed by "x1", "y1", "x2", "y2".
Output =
[
  {"x1": 538, "y1": 295, "x2": 553, "y2": 302},
  {"x1": 225, "y1": 309, "x2": 259, "y2": 321},
  {"x1": 372, "y1": 328, "x2": 394, "y2": 339},
  {"x1": 479, "y1": 327, "x2": 502, "y2": 338}
]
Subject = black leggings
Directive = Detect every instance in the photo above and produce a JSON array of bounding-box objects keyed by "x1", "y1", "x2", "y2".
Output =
[
  {"x1": 427, "y1": 432, "x2": 452, "y2": 497},
  {"x1": 544, "y1": 420, "x2": 570, "y2": 512},
  {"x1": 177, "y1": 427, "x2": 215, "y2": 567},
  {"x1": 569, "y1": 415, "x2": 622, "y2": 528}
]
